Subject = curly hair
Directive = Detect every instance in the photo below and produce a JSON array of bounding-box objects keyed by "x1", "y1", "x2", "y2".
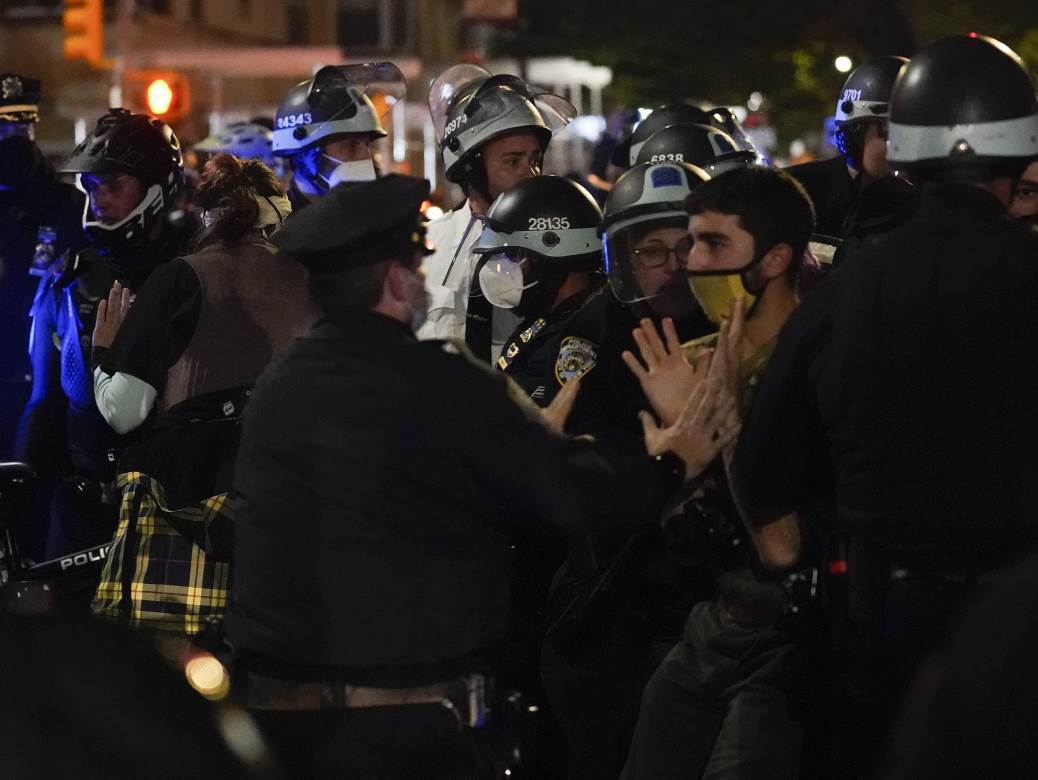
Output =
[{"x1": 192, "y1": 152, "x2": 284, "y2": 249}]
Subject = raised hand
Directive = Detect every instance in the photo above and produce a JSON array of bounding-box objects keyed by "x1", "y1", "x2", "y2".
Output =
[
  {"x1": 639, "y1": 378, "x2": 741, "y2": 482},
  {"x1": 541, "y1": 375, "x2": 582, "y2": 436},
  {"x1": 92, "y1": 281, "x2": 132, "y2": 349},
  {"x1": 622, "y1": 317, "x2": 708, "y2": 427}
]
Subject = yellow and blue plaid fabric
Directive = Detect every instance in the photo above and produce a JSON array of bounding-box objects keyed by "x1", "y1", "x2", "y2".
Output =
[{"x1": 92, "y1": 471, "x2": 232, "y2": 634}]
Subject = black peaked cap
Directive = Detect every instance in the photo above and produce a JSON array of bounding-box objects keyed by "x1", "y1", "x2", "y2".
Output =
[{"x1": 272, "y1": 174, "x2": 432, "y2": 271}]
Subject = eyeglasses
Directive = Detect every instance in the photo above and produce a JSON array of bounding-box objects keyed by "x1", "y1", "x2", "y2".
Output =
[{"x1": 631, "y1": 235, "x2": 694, "y2": 268}]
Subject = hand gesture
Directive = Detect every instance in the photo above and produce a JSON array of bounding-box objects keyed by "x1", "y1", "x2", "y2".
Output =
[
  {"x1": 92, "y1": 281, "x2": 132, "y2": 349},
  {"x1": 541, "y1": 375, "x2": 582, "y2": 436},
  {"x1": 706, "y1": 296, "x2": 746, "y2": 399},
  {"x1": 622, "y1": 317, "x2": 709, "y2": 427},
  {"x1": 639, "y1": 378, "x2": 740, "y2": 481}
]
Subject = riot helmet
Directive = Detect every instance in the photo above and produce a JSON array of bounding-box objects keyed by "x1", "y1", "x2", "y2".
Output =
[
  {"x1": 635, "y1": 123, "x2": 758, "y2": 176},
  {"x1": 473, "y1": 175, "x2": 602, "y2": 316},
  {"x1": 273, "y1": 62, "x2": 405, "y2": 193},
  {"x1": 833, "y1": 56, "x2": 908, "y2": 170},
  {"x1": 888, "y1": 35, "x2": 1038, "y2": 176},
  {"x1": 430, "y1": 64, "x2": 575, "y2": 186},
  {"x1": 61, "y1": 108, "x2": 183, "y2": 256},
  {"x1": 601, "y1": 161, "x2": 709, "y2": 319},
  {"x1": 194, "y1": 121, "x2": 275, "y2": 166},
  {"x1": 702, "y1": 106, "x2": 765, "y2": 163},
  {"x1": 612, "y1": 103, "x2": 712, "y2": 168}
]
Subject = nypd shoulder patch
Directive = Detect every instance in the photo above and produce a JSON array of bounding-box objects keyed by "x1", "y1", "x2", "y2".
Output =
[{"x1": 555, "y1": 336, "x2": 598, "y2": 385}]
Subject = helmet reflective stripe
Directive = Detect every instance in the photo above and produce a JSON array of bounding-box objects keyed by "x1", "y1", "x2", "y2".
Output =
[
  {"x1": 272, "y1": 89, "x2": 384, "y2": 155},
  {"x1": 888, "y1": 113, "x2": 1038, "y2": 164},
  {"x1": 473, "y1": 225, "x2": 601, "y2": 259},
  {"x1": 606, "y1": 208, "x2": 688, "y2": 238},
  {"x1": 835, "y1": 99, "x2": 891, "y2": 124}
]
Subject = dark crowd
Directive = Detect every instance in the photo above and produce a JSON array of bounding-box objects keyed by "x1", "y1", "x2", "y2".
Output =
[{"x1": 1, "y1": 32, "x2": 1038, "y2": 780}]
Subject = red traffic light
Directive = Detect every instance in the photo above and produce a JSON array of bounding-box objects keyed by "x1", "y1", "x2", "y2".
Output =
[{"x1": 147, "y1": 79, "x2": 174, "y2": 116}]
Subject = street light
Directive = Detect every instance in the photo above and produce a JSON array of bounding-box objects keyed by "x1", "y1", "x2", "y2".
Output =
[{"x1": 834, "y1": 56, "x2": 853, "y2": 74}]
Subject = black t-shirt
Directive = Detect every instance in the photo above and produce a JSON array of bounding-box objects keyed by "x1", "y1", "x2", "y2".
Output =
[{"x1": 97, "y1": 258, "x2": 201, "y2": 393}]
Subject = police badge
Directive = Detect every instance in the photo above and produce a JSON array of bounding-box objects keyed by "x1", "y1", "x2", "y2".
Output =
[
  {"x1": 2, "y1": 75, "x2": 22, "y2": 100},
  {"x1": 554, "y1": 336, "x2": 597, "y2": 385}
]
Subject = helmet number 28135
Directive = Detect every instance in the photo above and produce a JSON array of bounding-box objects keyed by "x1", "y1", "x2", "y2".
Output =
[{"x1": 528, "y1": 217, "x2": 571, "y2": 230}]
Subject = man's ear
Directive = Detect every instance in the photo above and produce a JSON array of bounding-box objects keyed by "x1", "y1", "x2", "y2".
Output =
[
  {"x1": 761, "y1": 242, "x2": 793, "y2": 281},
  {"x1": 384, "y1": 260, "x2": 409, "y2": 304}
]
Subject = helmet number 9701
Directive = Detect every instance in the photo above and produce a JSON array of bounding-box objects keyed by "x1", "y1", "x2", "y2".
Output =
[
  {"x1": 528, "y1": 217, "x2": 571, "y2": 230},
  {"x1": 277, "y1": 113, "x2": 313, "y2": 129}
]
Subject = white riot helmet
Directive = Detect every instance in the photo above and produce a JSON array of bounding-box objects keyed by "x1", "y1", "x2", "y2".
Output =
[
  {"x1": 273, "y1": 62, "x2": 405, "y2": 193},
  {"x1": 429, "y1": 64, "x2": 576, "y2": 185}
]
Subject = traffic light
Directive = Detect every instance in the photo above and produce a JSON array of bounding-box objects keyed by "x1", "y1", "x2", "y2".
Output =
[
  {"x1": 62, "y1": 0, "x2": 105, "y2": 69},
  {"x1": 138, "y1": 72, "x2": 190, "y2": 122}
]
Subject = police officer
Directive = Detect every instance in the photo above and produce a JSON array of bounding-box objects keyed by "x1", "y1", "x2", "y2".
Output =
[
  {"x1": 15, "y1": 108, "x2": 188, "y2": 559},
  {"x1": 737, "y1": 35, "x2": 1038, "y2": 778},
  {"x1": 634, "y1": 121, "x2": 759, "y2": 176},
  {"x1": 225, "y1": 175, "x2": 650, "y2": 778},
  {"x1": 473, "y1": 175, "x2": 605, "y2": 403},
  {"x1": 271, "y1": 62, "x2": 404, "y2": 208},
  {"x1": 0, "y1": 73, "x2": 85, "y2": 464},
  {"x1": 613, "y1": 103, "x2": 764, "y2": 171},
  {"x1": 786, "y1": 56, "x2": 908, "y2": 237},
  {"x1": 539, "y1": 160, "x2": 716, "y2": 779},
  {"x1": 418, "y1": 64, "x2": 575, "y2": 363}
]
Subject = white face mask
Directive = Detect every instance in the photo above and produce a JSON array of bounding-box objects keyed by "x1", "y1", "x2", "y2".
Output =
[
  {"x1": 322, "y1": 154, "x2": 377, "y2": 188},
  {"x1": 477, "y1": 254, "x2": 537, "y2": 309}
]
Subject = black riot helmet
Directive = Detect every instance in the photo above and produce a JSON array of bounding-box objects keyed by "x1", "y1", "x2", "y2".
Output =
[
  {"x1": 601, "y1": 161, "x2": 709, "y2": 319},
  {"x1": 833, "y1": 56, "x2": 908, "y2": 169},
  {"x1": 61, "y1": 108, "x2": 183, "y2": 255},
  {"x1": 430, "y1": 64, "x2": 575, "y2": 185},
  {"x1": 635, "y1": 123, "x2": 758, "y2": 176},
  {"x1": 888, "y1": 35, "x2": 1038, "y2": 177},
  {"x1": 473, "y1": 176, "x2": 602, "y2": 317},
  {"x1": 612, "y1": 103, "x2": 712, "y2": 168},
  {"x1": 273, "y1": 62, "x2": 405, "y2": 193}
]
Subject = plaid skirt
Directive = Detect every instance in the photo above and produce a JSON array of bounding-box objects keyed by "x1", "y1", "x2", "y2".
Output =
[{"x1": 92, "y1": 471, "x2": 233, "y2": 634}]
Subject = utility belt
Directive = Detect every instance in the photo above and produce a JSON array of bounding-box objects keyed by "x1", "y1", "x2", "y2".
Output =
[
  {"x1": 234, "y1": 668, "x2": 535, "y2": 767},
  {"x1": 823, "y1": 534, "x2": 1003, "y2": 627}
]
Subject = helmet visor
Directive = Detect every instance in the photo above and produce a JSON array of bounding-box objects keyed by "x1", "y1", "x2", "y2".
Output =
[{"x1": 604, "y1": 219, "x2": 698, "y2": 319}]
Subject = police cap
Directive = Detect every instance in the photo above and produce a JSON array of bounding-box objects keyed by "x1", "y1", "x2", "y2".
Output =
[
  {"x1": 271, "y1": 175, "x2": 434, "y2": 272},
  {"x1": 0, "y1": 73, "x2": 41, "y2": 123}
]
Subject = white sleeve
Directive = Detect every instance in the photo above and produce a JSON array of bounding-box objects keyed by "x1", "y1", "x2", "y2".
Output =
[{"x1": 93, "y1": 366, "x2": 159, "y2": 435}]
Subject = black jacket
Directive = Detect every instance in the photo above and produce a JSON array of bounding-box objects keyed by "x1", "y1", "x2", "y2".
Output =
[
  {"x1": 785, "y1": 155, "x2": 859, "y2": 238},
  {"x1": 226, "y1": 309, "x2": 652, "y2": 682},
  {"x1": 740, "y1": 184, "x2": 1038, "y2": 569},
  {"x1": 829, "y1": 183, "x2": 1038, "y2": 565}
]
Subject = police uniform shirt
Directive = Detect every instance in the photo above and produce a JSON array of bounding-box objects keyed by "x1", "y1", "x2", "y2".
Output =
[
  {"x1": 496, "y1": 279, "x2": 604, "y2": 405},
  {"x1": 416, "y1": 201, "x2": 518, "y2": 361}
]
